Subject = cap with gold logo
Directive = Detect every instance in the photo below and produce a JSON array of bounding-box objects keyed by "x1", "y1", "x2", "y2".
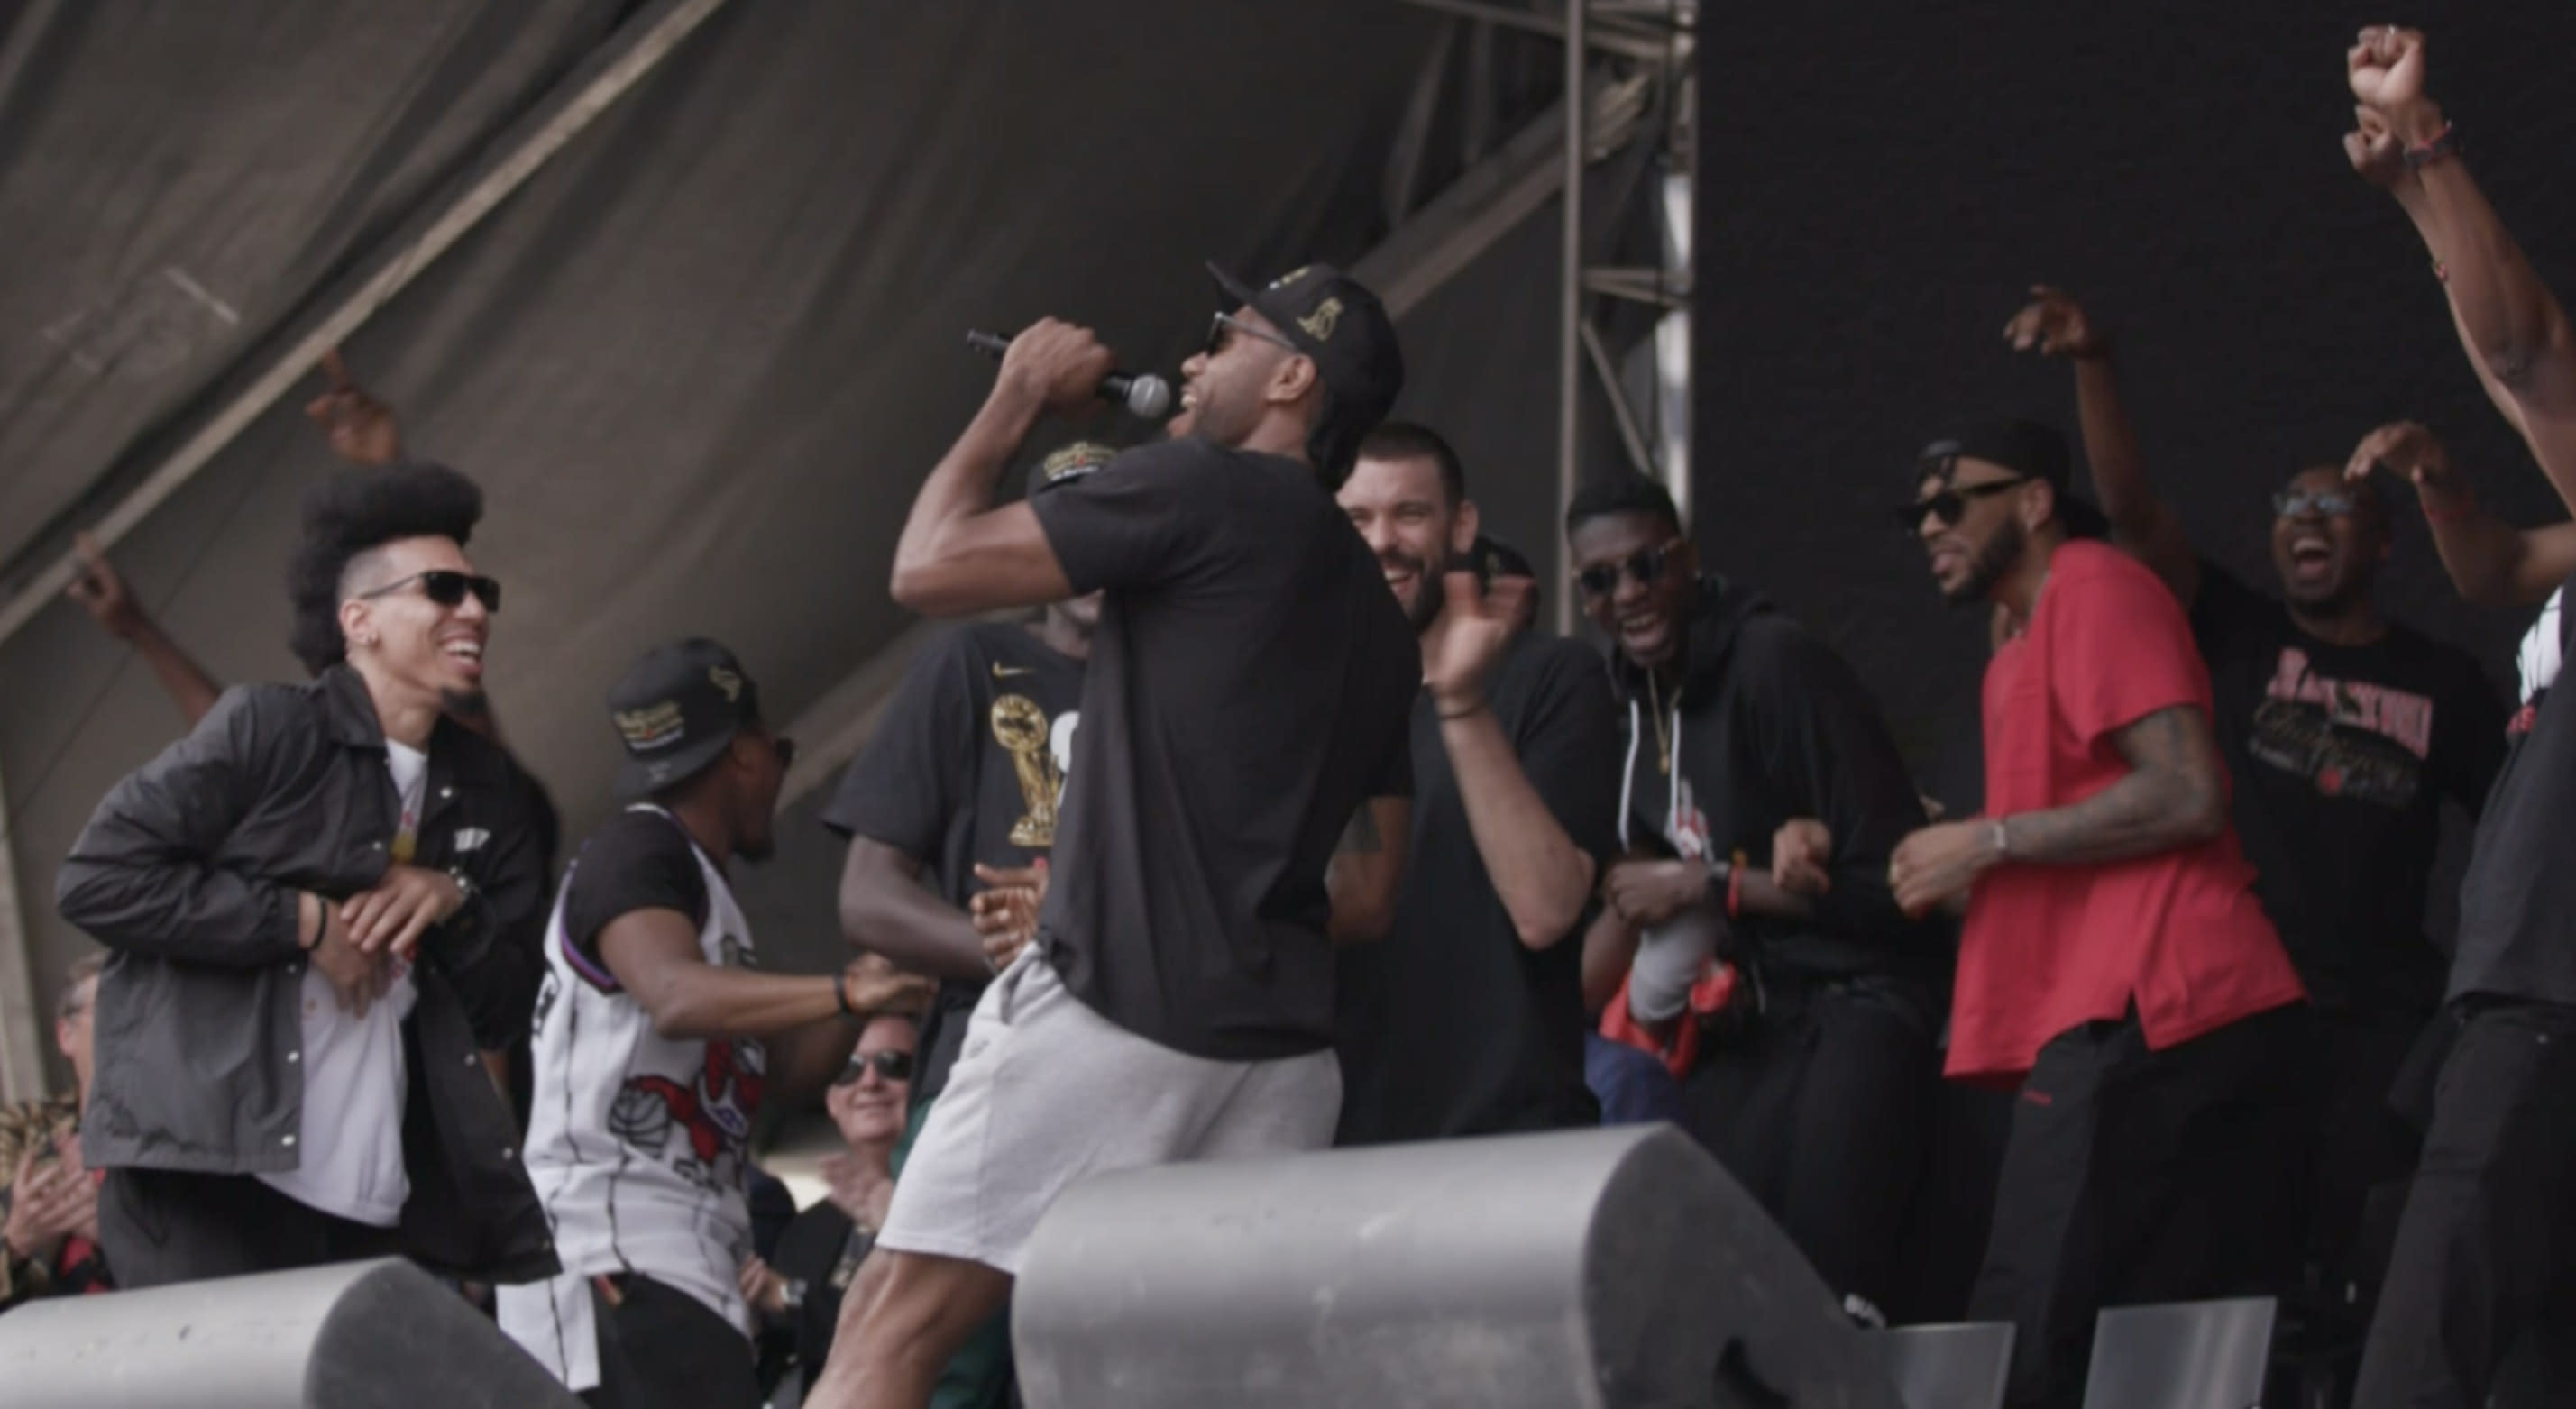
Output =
[
  {"x1": 1205, "y1": 261, "x2": 1404, "y2": 438},
  {"x1": 607, "y1": 637, "x2": 765, "y2": 801}
]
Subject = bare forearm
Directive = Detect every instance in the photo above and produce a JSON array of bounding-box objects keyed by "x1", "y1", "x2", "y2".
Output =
[
  {"x1": 2071, "y1": 357, "x2": 2196, "y2": 599},
  {"x1": 1997, "y1": 768, "x2": 2220, "y2": 867},
  {"x1": 639, "y1": 969, "x2": 844, "y2": 1042},
  {"x1": 2392, "y1": 113, "x2": 2566, "y2": 392},
  {"x1": 1580, "y1": 905, "x2": 1638, "y2": 1016},
  {"x1": 890, "y1": 382, "x2": 1044, "y2": 608},
  {"x1": 841, "y1": 885, "x2": 987, "y2": 981},
  {"x1": 2424, "y1": 499, "x2": 2548, "y2": 607},
  {"x1": 1326, "y1": 802, "x2": 1406, "y2": 945},
  {"x1": 1439, "y1": 706, "x2": 1594, "y2": 949},
  {"x1": 1732, "y1": 870, "x2": 1815, "y2": 922},
  {"x1": 126, "y1": 621, "x2": 221, "y2": 727}
]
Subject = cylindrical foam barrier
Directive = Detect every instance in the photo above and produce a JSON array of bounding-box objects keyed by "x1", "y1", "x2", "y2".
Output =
[
  {"x1": 0, "y1": 1257, "x2": 580, "y2": 1409},
  {"x1": 1013, "y1": 1123, "x2": 1908, "y2": 1409}
]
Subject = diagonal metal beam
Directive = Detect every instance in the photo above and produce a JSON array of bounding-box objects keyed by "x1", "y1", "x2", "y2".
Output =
[
  {"x1": 1352, "y1": 68, "x2": 1650, "y2": 321},
  {"x1": 0, "y1": 0, "x2": 736, "y2": 650},
  {"x1": 1395, "y1": 0, "x2": 1687, "y2": 63}
]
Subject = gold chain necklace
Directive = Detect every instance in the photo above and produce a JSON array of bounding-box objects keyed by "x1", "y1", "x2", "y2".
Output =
[{"x1": 1646, "y1": 670, "x2": 1673, "y2": 774}]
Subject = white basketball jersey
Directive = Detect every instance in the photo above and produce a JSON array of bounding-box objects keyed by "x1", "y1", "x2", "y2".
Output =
[{"x1": 499, "y1": 805, "x2": 764, "y2": 1388}]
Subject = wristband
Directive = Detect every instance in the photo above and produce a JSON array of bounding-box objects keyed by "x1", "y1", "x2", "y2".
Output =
[
  {"x1": 2402, "y1": 124, "x2": 2460, "y2": 171},
  {"x1": 1989, "y1": 817, "x2": 2011, "y2": 861},
  {"x1": 1436, "y1": 699, "x2": 1485, "y2": 722},
  {"x1": 1725, "y1": 848, "x2": 1747, "y2": 920}
]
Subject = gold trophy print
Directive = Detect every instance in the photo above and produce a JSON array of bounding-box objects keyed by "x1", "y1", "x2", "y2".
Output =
[{"x1": 992, "y1": 694, "x2": 1061, "y2": 847}]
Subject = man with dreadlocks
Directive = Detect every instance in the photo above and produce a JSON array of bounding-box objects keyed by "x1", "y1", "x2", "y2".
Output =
[{"x1": 56, "y1": 462, "x2": 555, "y2": 1289}]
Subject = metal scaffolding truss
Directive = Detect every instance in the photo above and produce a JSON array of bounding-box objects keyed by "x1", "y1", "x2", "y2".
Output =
[{"x1": 1393, "y1": 0, "x2": 1697, "y2": 632}]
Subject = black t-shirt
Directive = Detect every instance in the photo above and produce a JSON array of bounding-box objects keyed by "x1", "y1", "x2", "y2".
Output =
[
  {"x1": 2189, "y1": 565, "x2": 2507, "y2": 1016},
  {"x1": 2452, "y1": 572, "x2": 2576, "y2": 1007},
  {"x1": 820, "y1": 622, "x2": 1085, "y2": 1101},
  {"x1": 1334, "y1": 631, "x2": 1621, "y2": 1144},
  {"x1": 1028, "y1": 438, "x2": 1418, "y2": 1061},
  {"x1": 559, "y1": 808, "x2": 710, "y2": 981}
]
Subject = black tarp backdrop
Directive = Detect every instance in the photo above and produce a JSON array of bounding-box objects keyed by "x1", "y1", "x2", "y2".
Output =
[
  {"x1": 1, "y1": 0, "x2": 1481, "y2": 1089},
  {"x1": 1691, "y1": 2, "x2": 2576, "y2": 773}
]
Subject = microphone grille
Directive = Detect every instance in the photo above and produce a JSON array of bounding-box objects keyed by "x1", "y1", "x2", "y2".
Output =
[{"x1": 1124, "y1": 374, "x2": 1174, "y2": 420}]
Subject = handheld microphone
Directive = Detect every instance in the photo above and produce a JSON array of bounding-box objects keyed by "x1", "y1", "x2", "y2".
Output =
[{"x1": 966, "y1": 329, "x2": 1173, "y2": 419}]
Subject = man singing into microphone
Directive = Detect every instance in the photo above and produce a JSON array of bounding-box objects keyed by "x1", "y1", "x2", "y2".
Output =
[{"x1": 805, "y1": 266, "x2": 1420, "y2": 1409}]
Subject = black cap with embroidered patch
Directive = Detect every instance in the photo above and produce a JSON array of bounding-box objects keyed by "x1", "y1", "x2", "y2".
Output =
[
  {"x1": 607, "y1": 637, "x2": 764, "y2": 801},
  {"x1": 1026, "y1": 440, "x2": 1117, "y2": 500},
  {"x1": 1206, "y1": 261, "x2": 1405, "y2": 435}
]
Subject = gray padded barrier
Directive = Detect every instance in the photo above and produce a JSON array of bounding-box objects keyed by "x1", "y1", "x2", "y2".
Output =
[
  {"x1": 1013, "y1": 1122, "x2": 1910, "y2": 1409},
  {"x1": 0, "y1": 1257, "x2": 580, "y2": 1409}
]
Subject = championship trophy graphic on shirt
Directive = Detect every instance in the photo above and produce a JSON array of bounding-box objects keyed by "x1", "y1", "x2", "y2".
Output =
[{"x1": 992, "y1": 694, "x2": 1063, "y2": 846}]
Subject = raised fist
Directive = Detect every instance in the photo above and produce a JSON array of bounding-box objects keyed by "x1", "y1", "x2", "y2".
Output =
[
  {"x1": 2003, "y1": 287, "x2": 2107, "y2": 361},
  {"x1": 2346, "y1": 26, "x2": 2429, "y2": 117},
  {"x1": 999, "y1": 319, "x2": 1118, "y2": 417},
  {"x1": 2342, "y1": 105, "x2": 2407, "y2": 190},
  {"x1": 64, "y1": 532, "x2": 147, "y2": 641},
  {"x1": 303, "y1": 349, "x2": 404, "y2": 466}
]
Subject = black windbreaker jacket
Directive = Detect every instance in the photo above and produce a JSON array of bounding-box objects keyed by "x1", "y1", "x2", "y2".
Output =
[{"x1": 56, "y1": 665, "x2": 555, "y2": 1282}]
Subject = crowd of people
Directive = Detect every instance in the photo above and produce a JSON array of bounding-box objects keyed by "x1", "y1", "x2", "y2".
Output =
[{"x1": 3, "y1": 23, "x2": 2571, "y2": 1409}]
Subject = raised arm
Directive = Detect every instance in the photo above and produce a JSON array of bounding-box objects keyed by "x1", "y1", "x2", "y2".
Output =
[
  {"x1": 2347, "y1": 421, "x2": 2576, "y2": 608},
  {"x1": 1419, "y1": 575, "x2": 1603, "y2": 949},
  {"x1": 2004, "y1": 288, "x2": 2199, "y2": 603},
  {"x1": 837, "y1": 840, "x2": 991, "y2": 981},
  {"x1": 2350, "y1": 27, "x2": 2576, "y2": 516},
  {"x1": 65, "y1": 535, "x2": 221, "y2": 727},
  {"x1": 887, "y1": 321, "x2": 1100, "y2": 616},
  {"x1": 1889, "y1": 703, "x2": 2227, "y2": 917}
]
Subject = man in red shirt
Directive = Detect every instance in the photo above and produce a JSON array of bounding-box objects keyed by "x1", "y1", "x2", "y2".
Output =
[{"x1": 1891, "y1": 419, "x2": 2310, "y2": 1409}]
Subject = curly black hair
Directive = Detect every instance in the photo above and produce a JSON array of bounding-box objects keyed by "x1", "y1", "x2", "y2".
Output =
[
  {"x1": 285, "y1": 461, "x2": 483, "y2": 674},
  {"x1": 1565, "y1": 472, "x2": 1682, "y2": 536}
]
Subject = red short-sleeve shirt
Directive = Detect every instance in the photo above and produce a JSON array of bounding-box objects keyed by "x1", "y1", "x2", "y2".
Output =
[{"x1": 1949, "y1": 541, "x2": 2305, "y2": 1084}]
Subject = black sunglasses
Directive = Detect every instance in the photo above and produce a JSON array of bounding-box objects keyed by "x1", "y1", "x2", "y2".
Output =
[
  {"x1": 356, "y1": 569, "x2": 501, "y2": 613},
  {"x1": 833, "y1": 1048, "x2": 913, "y2": 1085},
  {"x1": 1897, "y1": 478, "x2": 2028, "y2": 532},
  {"x1": 1205, "y1": 310, "x2": 1299, "y2": 359},
  {"x1": 1575, "y1": 536, "x2": 1686, "y2": 599}
]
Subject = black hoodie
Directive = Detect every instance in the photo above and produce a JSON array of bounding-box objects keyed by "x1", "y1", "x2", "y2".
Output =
[{"x1": 1609, "y1": 577, "x2": 1945, "y2": 1007}]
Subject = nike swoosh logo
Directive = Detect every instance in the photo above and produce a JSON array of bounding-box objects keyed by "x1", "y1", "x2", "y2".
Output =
[{"x1": 992, "y1": 663, "x2": 1036, "y2": 678}]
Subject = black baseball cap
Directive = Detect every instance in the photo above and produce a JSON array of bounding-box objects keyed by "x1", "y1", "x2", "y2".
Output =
[
  {"x1": 1206, "y1": 261, "x2": 1405, "y2": 436},
  {"x1": 1026, "y1": 440, "x2": 1116, "y2": 500},
  {"x1": 608, "y1": 638, "x2": 765, "y2": 801},
  {"x1": 1472, "y1": 535, "x2": 1536, "y2": 582},
  {"x1": 1912, "y1": 418, "x2": 2111, "y2": 539}
]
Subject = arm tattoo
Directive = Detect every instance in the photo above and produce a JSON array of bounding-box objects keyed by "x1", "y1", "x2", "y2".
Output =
[
  {"x1": 2000, "y1": 706, "x2": 2223, "y2": 866},
  {"x1": 1337, "y1": 803, "x2": 1383, "y2": 855}
]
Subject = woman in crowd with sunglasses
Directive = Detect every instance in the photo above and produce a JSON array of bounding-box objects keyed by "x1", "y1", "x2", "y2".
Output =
[{"x1": 742, "y1": 1013, "x2": 918, "y2": 1386}]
